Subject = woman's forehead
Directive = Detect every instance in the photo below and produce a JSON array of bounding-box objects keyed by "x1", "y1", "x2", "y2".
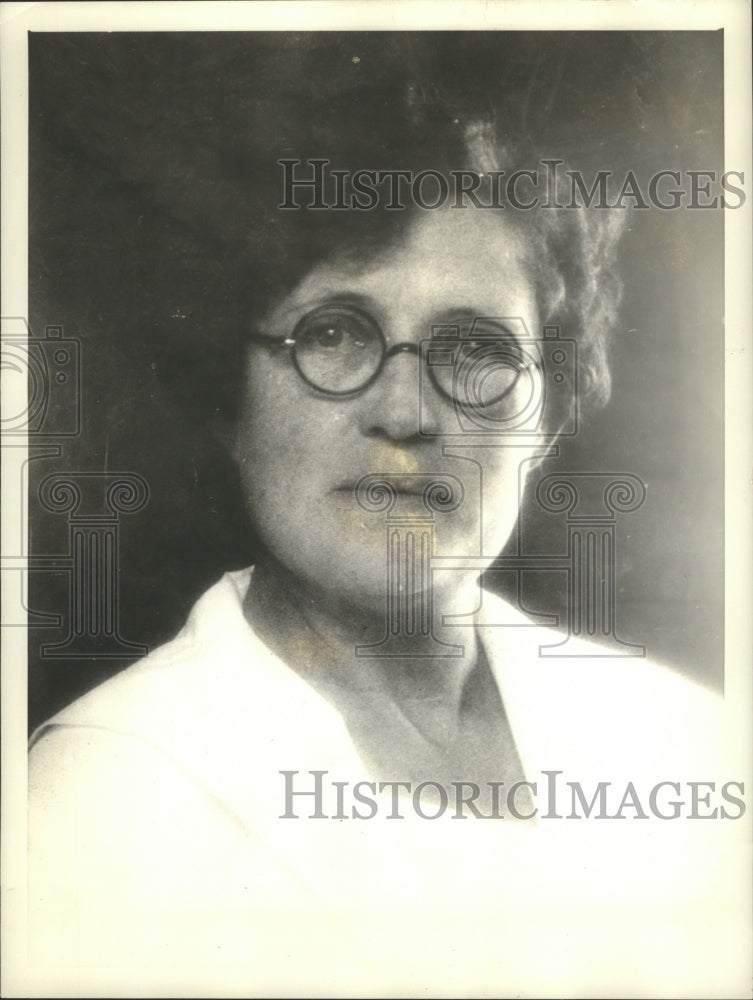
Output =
[{"x1": 266, "y1": 208, "x2": 540, "y2": 327}]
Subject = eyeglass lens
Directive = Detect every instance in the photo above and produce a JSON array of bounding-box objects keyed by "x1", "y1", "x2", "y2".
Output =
[{"x1": 294, "y1": 306, "x2": 384, "y2": 395}]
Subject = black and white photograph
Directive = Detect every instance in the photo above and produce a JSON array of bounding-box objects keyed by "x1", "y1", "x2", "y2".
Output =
[{"x1": 1, "y1": 2, "x2": 751, "y2": 996}]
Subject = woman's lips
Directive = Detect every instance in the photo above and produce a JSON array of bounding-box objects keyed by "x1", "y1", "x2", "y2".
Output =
[
  {"x1": 328, "y1": 475, "x2": 469, "y2": 535},
  {"x1": 334, "y1": 476, "x2": 438, "y2": 497}
]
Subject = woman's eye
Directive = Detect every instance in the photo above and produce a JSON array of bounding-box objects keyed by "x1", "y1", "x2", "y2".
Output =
[
  {"x1": 310, "y1": 321, "x2": 370, "y2": 350},
  {"x1": 298, "y1": 308, "x2": 378, "y2": 353},
  {"x1": 313, "y1": 324, "x2": 345, "y2": 348},
  {"x1": 457, "y1": 323, "x2": 525, "y2": 363}
]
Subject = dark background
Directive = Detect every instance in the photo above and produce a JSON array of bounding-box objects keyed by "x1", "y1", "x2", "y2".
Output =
[{"x1": 28, "y1": 32, "x2": 724, "y2": 732}]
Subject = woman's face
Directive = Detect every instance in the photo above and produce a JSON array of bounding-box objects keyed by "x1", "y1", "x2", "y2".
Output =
[{"x1": 236, "y1": 208, "x2": 543, "y2": 608}]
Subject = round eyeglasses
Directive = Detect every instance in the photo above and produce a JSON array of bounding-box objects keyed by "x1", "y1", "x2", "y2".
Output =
[{"x1": 248, "y1": 303, "x2": 539, "y2": 411}]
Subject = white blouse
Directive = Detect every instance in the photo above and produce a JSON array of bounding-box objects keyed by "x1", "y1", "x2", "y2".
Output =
[{"x1": 27, "y1": 569, "x2": 742, "y2": 996}]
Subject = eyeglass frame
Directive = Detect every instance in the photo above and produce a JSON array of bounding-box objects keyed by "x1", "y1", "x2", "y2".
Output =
[{"x1": 247, "y1": 304, "x2": 538, "y2": 405}]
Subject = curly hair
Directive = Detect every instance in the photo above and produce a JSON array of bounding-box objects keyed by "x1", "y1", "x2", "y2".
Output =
[{"x1": 460, "y1": 120, "x2": 627, "y2": 410}]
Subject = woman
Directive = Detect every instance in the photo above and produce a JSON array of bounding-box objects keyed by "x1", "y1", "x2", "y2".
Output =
[{"x1": 27, "y1": 36, "x2": 729, "y2": 994}]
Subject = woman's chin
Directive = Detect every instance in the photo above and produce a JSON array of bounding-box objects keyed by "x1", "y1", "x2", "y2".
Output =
[
  {"x1": 283, "y1": 541, "x2": 483, "y2": 621},
  {"x1": 257, "y1": 501, "x2": 498, "y2": 616}
]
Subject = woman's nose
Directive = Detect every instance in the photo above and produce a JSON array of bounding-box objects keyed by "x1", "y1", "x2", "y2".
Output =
[{"x1": 360, "y1": 349, "x2": 428, "y2": 442}]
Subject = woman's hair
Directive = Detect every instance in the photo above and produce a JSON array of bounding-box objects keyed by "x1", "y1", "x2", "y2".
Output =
[
  {"x1": 458, "y1": 120, "x2": 627, "y2": 412},
  {"x1": 102, "y1": 33, "x2": 629, "y2": 427}
]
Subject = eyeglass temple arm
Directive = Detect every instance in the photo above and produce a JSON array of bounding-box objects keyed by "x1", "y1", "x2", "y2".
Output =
[{"x1": 247, "y1": 332, "x2": 296, "y2": 347}]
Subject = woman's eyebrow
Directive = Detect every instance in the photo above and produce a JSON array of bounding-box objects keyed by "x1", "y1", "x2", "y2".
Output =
[
  {"x1": 432, "y1": 307, "x2": 497, "y2": 321},
  {"x1": 267, "y1": 293, "x2": 530, "y2": 337},
  {"x1": 268, "y1": 289, "x2": 378, "y2": 325},
  {"x1": 429, "y1": 308, "x2": 520, "y2": 331},
  {"x1": 314, "y1": 290, "x2": 377, "y2": 310}
]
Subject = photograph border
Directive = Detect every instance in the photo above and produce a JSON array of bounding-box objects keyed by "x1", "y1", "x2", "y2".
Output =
[{"x1": 2, "y1": 2, "x2": 751, "y2": 997}]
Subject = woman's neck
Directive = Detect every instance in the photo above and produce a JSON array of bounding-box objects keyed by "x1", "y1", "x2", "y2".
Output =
[{"x1": 243, "y1": 551, "x2": 481, "y2": 747}]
